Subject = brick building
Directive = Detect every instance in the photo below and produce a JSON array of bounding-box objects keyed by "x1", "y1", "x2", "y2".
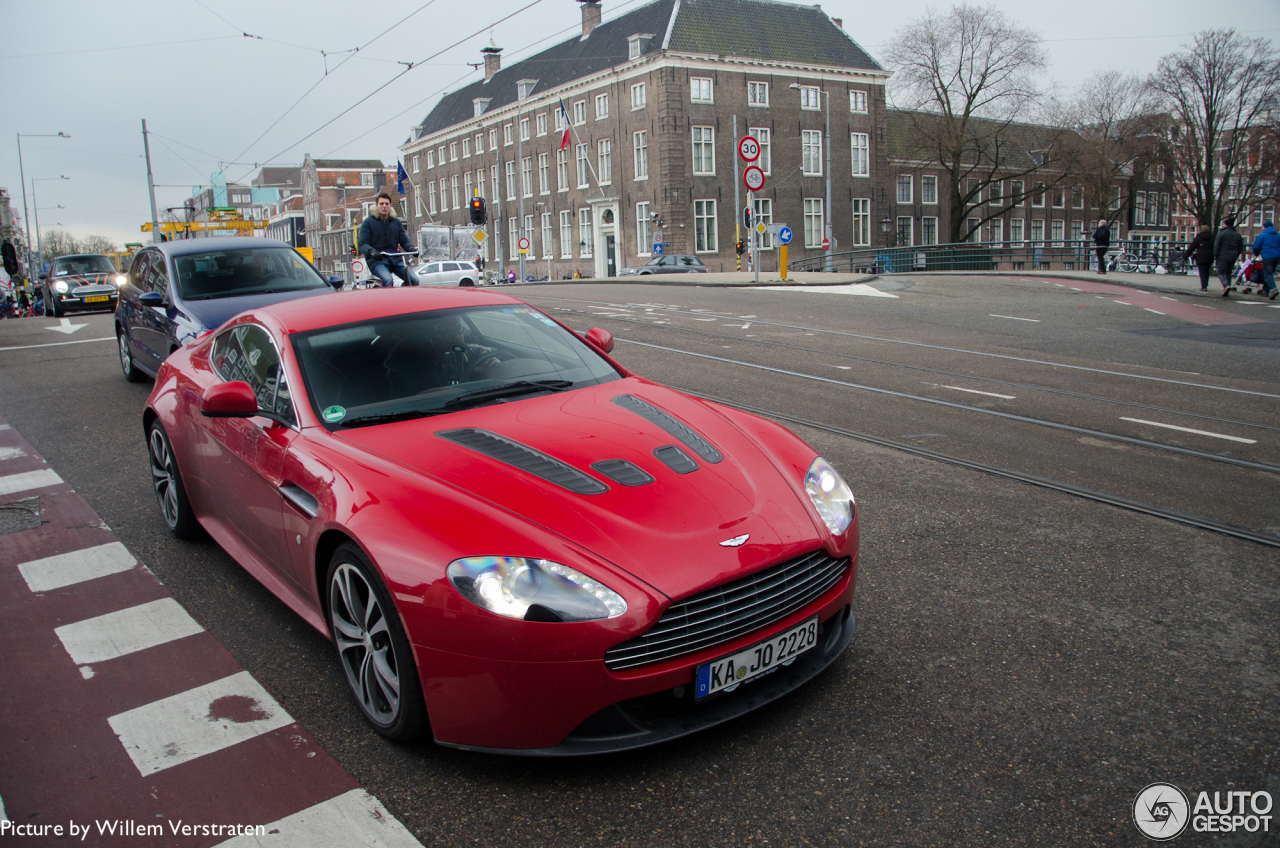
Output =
[{"x1": 400, "y1": 0, "x2": 890, "y2": 278}]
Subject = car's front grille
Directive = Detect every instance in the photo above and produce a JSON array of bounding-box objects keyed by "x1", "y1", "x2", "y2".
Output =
[{"x1": 604, "y1": 550, "x2": 849, "y2": 671}]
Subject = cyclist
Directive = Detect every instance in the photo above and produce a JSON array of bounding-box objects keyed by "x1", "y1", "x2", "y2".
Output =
[{"x1": 358, "y1": 192, "x2": 419, "y2": 287}]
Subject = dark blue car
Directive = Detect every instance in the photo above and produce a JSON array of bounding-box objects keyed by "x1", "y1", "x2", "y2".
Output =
[{"x1": 115, "y1": 237, "x2": 339, "y2": 382}]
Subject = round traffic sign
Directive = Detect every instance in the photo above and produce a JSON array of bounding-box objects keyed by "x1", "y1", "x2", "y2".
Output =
[
  {"x1": 351, "y1": 259, "x2": 365, "y2": 274},
  {"x1": 777, "y1": 226, "x2": 793, "y2": 245},
  {"x1": 738, "y1": 136, "x2": 760, "y2": 162},
  {"x1": 518, "y1": 237, "x2": 530, "y2": 250},
  {"x1": 743, "y1": 165, "x2": 765, "y2": 192},
  {"x1": 821, "y1": 237, "x2": 830, "y2": 250}
]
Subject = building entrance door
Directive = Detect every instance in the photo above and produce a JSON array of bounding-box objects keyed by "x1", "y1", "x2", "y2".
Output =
[{"x1": 605, "y1": 234, "x2": 617, "y2": 277}]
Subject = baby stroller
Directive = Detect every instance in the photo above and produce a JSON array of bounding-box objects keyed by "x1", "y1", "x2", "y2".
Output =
[{"x1": 1238, "y1": 254, "x2": 1265, "y2": 294}]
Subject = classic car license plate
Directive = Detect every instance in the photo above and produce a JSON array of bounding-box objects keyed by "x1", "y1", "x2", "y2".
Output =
[
  {"x1": 84, "y1": 296, "x2": 110, "y2": 302},
  {"x1": 695, "y1": 615, "x2": 819, "y2": 699}
]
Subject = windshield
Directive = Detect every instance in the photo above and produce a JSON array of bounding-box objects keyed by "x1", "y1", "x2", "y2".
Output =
[
  {"x1": 172, "y1": 247, "x2": 328, "y2": 300},
  {"x1": 292, "y1": 305, "x2": 622, "y2": 428},
  {"x1": 54, "y1": 255, "x2": 116, "y2": 276}
]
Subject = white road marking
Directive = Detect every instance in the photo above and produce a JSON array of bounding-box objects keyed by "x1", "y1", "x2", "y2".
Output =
[
  {"x1": 751, "y1": 284, "x2": 898, "y2": 298},
  {"x1": 211, "y1": 789, "x2": 425, "y2": 848},
  {"x1": 941, "y1": 385, "x2": 1017, "y2": 400},
  {"x1": 46, "y1": 317, "x2": 88, "y2": 335},
  {"x1": 0, "y1": 336, "x2": 115, "y2": 351},
  {"x1": 0, "y1": 468, "x2": 62, "y2": 496},
  {"x1": 1144, "y1": 308, "x2": 1165, "y2": 315},
  {"x1": 56, "y1": 598, "x2": 204, "y2": 665},
  {"x1": 1069, "y1": 287, "x2": 1082, "y2": 291},
  {"x1": 1120, "y1": 417, "x2": 1257, "y2": 444},
  {"x1": 17, "y1": 542, "x2": 137, "y2": 592},
  {"x1": 741, "y1": 323, "x2": 752, "y2": 330},
  {"x1": 692, "y1": 317, "x2": 718, "y2": 321},
  {"x1": 988, "y1": 314, "x2": 1040, "y2": 322},
  {"x1": 0, "y1": 424, "x2": 10, "y2": 430},
  {"x1": 0, "y1": 446, "x2": 27, "y2": 460},
  {"x1": 1161, "y1": 296, "x2": 1177, "y2": 301},
  {"x1": 823, "y1": 364, "x2": 853, "y2": 370},
  {"x1": 1112, "y1": 300, "x2": 1133, "y2": 305},
  {"x1": 108, "y1": 671, "x2": 294, "y2": 776}
]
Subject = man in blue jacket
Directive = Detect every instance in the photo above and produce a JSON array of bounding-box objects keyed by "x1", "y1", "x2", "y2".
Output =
[
  {"x1": 1251, "y1": 220, "x2": 1280, "y2": 299},
  {"x1": 358, "y1": 192, "x2": 419, "y2": 287}
]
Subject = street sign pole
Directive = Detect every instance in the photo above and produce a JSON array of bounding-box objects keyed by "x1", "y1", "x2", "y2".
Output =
[
  {"x1": 733, "y1": 115, "x2": 741, "y2": 273},
  {"x1": 751, "y1": 190, "x2": 759, "y2": 286}
]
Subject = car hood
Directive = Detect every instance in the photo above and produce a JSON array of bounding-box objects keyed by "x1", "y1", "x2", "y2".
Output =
[
  {"x1": 180, "y1": 288, "x2": 332, "y2": 332},
  {"x1": 335, "y1": 379, "x2": 824, "y2": 600}
]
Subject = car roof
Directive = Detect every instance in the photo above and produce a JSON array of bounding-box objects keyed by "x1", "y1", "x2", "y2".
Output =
[
  {"x1": 55, "y1": 253, "x2": 111, "y2": 260},
  {"x1": 251, "y1": 287, "x2": 527, "y2": 335},
  {"x1": 152, "y1": 237, "x2": 294, "y2": 258}
]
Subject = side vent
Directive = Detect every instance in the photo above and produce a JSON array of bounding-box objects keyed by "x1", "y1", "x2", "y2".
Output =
[
  {"x1": 591, "y1": 459, "x2": 655, "y2": 487},
  {"x1": 612, "y1": 395, "x2": 722, "y2": 463},
  {"x1": 653, "y1": 445, "x2": 698, "y2": 474},
  {"x1": 437, "y1": 429, "x2": 608, "y2": 494}
]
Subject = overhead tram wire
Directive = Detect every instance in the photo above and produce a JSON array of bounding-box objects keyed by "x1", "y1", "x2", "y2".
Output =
[
  {"x1": 245, "y1": 0, "x2": 548, "y2": 173},
  {"x1": 0, "y1": 36, "x2": 238, "y2": 60},
  {"x1": 320, "y1": 0, "x2": 650, "y2": 157},
  {"x1": 226, "y1": 0, "x2": 444, "y2": 172}
]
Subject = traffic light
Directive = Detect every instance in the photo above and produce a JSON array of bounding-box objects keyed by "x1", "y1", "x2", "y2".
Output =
[
  {"x1": 743, "y1": 207, "x2": 752, "y2": 229},
  {"x1": 735, "y1": 239, "x2": 745, "y2": 256},
  {"x1": 470, "y1": 196, "x2": 487, "y2": 226}
]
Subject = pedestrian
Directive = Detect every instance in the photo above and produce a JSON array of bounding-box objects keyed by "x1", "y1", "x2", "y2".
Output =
[
  {"x1": 1092, "y1": 219, "x2": 1111, "y2": 274},
  {"x1": 1251, "y1": 219, "x2": 1280, "y2": 300},
  {"x1": 1212, "y1": 216, "x2": 1244, "y2": 298},
  {"x1": 1184, "y1": 225, "x2": 1215, "y2": 291}
]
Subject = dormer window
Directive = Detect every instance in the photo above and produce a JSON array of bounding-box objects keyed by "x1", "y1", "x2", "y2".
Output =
[
  {"x1": 473, "y1": 97, "x2": 491, "y2": 117},
  {"x1": 627, "y1": 34, "x2": 653, "y2": 60},
  {"x1": 517, "y1": 79, "x2": 538, "y2": 100}
]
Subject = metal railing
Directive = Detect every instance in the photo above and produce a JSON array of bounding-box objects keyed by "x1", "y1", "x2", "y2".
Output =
[{"x1": 790, "y1": 239, "x2": 1191, "y2": 275}]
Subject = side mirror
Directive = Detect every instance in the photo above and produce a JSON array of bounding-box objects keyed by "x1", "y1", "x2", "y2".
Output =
[
  {"x1": 139, "y1": 291, "x2": 164, "y2": 306},
  {"x1": 585, "y1": 327, "x2": 614, "y2": 353},
  {"x1": 200, "y1": 381, "x2": 260, "y2": 418},
  {"x1": 328, "y1": 275, "x2": 344, "y2": 288},
  {"x1": 39, "y1": 272, "x2": 47, "y2": 281}
]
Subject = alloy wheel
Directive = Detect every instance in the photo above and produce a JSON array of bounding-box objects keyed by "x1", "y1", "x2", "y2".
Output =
[
  {"x1": 148, "y1": 427, "x2": 180, "y2": 529},
  {"x1": 329, "y1": 562, "x2": 401, "y2": 726},
  {"x1": 119, "y1": 334, "x2": 132, "y2": 377}
]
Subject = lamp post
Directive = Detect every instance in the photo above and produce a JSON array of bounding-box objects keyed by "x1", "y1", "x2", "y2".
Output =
[
  {"x1": 881, "y1": 217, "x2": 892, "y2": 248},
  {"x1": 31, "y1": 176, "x2": 70, "y2": 275},
  {"x1": 15, "y1": 131, "x2": 70, "y2": 279},
  {"x1": 789, "y1": 84, "x2": 832, "y2": 272}
]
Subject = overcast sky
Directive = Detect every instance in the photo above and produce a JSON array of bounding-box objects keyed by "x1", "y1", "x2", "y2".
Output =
[{"x1": 2, "y1": 0, "x2": 1277, "y2": 248}]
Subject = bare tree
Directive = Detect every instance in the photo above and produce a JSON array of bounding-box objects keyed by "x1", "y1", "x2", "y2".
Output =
[
  {"x1": 79, "y1": 235, "x2": 119, "y2": 255},
  {"x1": 1067, "y1": 71, "x2": 1160, "y2": 227},
  {"x1": 1148, "y1": 30, "x2": 1280, "y2": 230},
  {"x1": 885, "y1": 4, "x2": 1068, "y2": 243},
  {"x1": 39, "y1": 229, "x2": 80, "y2": 260}
]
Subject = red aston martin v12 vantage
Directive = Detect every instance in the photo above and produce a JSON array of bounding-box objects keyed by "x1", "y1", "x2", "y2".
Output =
[{"x1": 143, "y1": 288, "x2": 859, "y2": 754}]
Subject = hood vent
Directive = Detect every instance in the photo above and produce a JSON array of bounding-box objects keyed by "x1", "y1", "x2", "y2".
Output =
[
  {"x1": 612, "y1": 395, "x2": 722, "y2": 463},
  {"x1": 653, "y1": 445, "x2": 698, "y2": 474},
  {"x1": 437, "y1": 429, "x2": 608, "y2": 495},
  {"x1": 591, "y1": 459, "x2": 655, "y2": 487}
]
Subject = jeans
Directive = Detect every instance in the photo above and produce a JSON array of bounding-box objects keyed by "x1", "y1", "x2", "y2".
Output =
[
  {"x1": 1263, "y1": 256, "x2": 1279, "y2": 293},
  {"x1": 1196, "y1": 262, "x2": 1212, "y2": 289},
  {"x1": 371, "y1": 259, "x2": 419, "y2": 287}
]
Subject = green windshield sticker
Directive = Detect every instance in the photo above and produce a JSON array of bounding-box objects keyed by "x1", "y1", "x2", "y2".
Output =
[{"x1": 322, "y1": 405, "x2": 346, "y2": 423}]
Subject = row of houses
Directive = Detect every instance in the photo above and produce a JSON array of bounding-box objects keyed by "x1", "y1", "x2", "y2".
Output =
[{"x1": 185, "y1": 0, "x2": 1275, "y2": 280}]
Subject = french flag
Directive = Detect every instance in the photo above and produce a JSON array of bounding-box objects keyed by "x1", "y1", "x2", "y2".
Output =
[{"x1": 558, "y1": 99, "x2": 571, "y2": 151}]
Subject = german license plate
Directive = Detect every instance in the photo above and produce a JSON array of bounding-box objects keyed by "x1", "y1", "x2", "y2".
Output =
[
  {"x1": 84, "y1": 296, "x2": 110, "y2": 302},
  {"x1": 695, "y1": 615, "x2": 819, "y2": 699}
]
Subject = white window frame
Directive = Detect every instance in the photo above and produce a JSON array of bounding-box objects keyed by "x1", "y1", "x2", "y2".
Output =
[
  {"x1": 427, "y1": 150, "x2": 435, "y2": 169},
  {"x1": 557, "y1": 149, "x2": 569, "y2": 192},
  {"x1": 753, "y1": 197, "x2": 773, "y2": 249},
  {"x1": 519, "y1": 118, "x2": 530, "y2": 142},
  {"x1": 850, "y1": 90, "x2": 867, "y2": 113},
  {"x1": 595, "y1": 93, "x2": 609, "y2": 120},
  {"x1": 636, "y1": 201, "x2": 651, "y2": 256},
  {"x1": 521, "y1": 156, "x2": 533, "y2": 198},
  {"x1": 579, "y1": 208, "x2": 593, "y2": 257},
  {"x1": 538, "y1": 153, "x2": 550, "y2": 195},
  {"x1": 428, "y1": 182, "x2": 437, "y2": 214},
  {"x1": 509, "y1": 217, "x2": 519, "y2": 260},
  {"x1": 560, "y1": 210, "x2": 573, "y2": 258},
  {"x1": 572, "y1": 100, "x2": 586, "y2": 125},
  {"x1": 505, "y1": 160, "x2": 516, "y2": 200},
  {"x1": 989, "y1": 181, "x2": 1003, "y2": 206},
  {"x1": 749, "y1": 127, "x2": 771, "y2": 175},
  {"x1": 692, "y1": 126, "x2": 715, "y2": 176},
  {"x1": 503, "y1": 124, "x2": 513, "y2": 146},
  {"x1": 748, "y1": 81, "x2": 769, "y2": 107},
  {"x1": 1010, "y1": 217, "x2": 1024, "y2": 245},
  {"x1": 690, "y1": 77, "x2": 713, "y2": 103},
  {"x1": 475, "y1": 133, "x2": 484, "y2": 153},
  {"x1": 451, "y1": 175, "x2": 460, "y2": 208},
  {"x1": 576, "y1": 143, "x2": 590, "y2": 188},
  {"x1": 921, "y1": 216, "x2": 938, "y2": 246},
  {"x1": 1011, "y1": 179, "x2": 1025, "y2": 206},
  {"x1": 921, "y1": 174, "x2": 938, "y2": 204},
  {"x1": 802, "y1": 130, "x2": 823, "y2": 176},
  {"x1": 542, "y1": 212, "x2": 553, "y2": 259},
  {"x1": 631, "y1": 82, "x2": 646, "y2": 110},
  {"x1": 449, "y1": 143, "x2": 457, "y2": 162},
  {"x1": 897, "y1": 175, "x2": 913, "y2": 204},
  {"x1": 694, "y1": 199, "x2": 718, "y2": 253},
  {"x1": 850, "y1": 132, "x2": 869, "y2": 178},
  {"x1": 633, "y1": 131, "x2": 648, "y2": 181},
  {"x1": 805, "y1": 199, "x2": 825, "y2": 247},
  {"x1": 897, "y1": 216, "x2": 914, "y2": 246},
  {"x1": 462, "y1": 138, "x2": 471, "y2": 158},
  {"x1": 852, "y1": 198, "x2": 871, "y2": 246},
  {"x1": 536, "y1": 113, "x2": 547, "y2": 136},
  {"x1": 800, "y1": 85, "x2": 821, "y2": 110},
  {"x1": 597, "y1": 139, "x2": 612, "y2": 185},
  {"x1": 412, "y1": 155, "x2": 419, "y2": 174}
]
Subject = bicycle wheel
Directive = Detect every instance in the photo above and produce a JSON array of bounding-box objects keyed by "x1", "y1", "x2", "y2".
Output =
[{"x1": 1116, "y1": 253, "x2": 1138, "y2": 273}]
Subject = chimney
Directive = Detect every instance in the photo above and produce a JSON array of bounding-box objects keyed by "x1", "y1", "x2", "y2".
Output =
[
  {"x1": 482, "y1": 40, "x2": 502, "y2": 82},
  {"x1": 833, "y1": 17, "x2": 843, "y2": 28},
  {"x1": 579, "y1": 0, "x2": 601, "y2": 38}
]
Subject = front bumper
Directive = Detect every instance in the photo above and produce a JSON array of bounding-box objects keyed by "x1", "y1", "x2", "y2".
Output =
[
  {"x1": 55, "y1": 294, "x2": 118, "y2": 311},
  {"x1": 415, "y1": 564, "x2": 856, "y2": 754}
]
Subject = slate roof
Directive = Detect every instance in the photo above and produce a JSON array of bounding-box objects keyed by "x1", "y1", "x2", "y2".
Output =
[
  {"x1": 886, "y1": 109, "x2": 1070, "y2": 169},
  {"x1": 412, "y1": 0, "x2": 883, "y2": 140},
  {"x1": 311, "y1": 159, "x2": 386, "y2": 169}
]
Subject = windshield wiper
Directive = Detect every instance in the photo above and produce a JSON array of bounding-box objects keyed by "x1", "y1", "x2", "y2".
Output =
[
  {"x1": 443, "y1": 380, "x2": 573, "y2": 410},
  {"x1": 337, "y1": 408, "x2": 447, "y2": 428}
]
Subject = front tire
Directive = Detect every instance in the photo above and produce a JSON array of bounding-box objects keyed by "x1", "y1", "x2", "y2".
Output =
[
  {"x1": 326, "y1": 543, "x2": 428, "y2": 741},
  {"x1": 118, "y1": 329, "x2": 145, "y2": 382},
  {"x1": 46, "y1": 290, "x2": 61, "y2": 317},
  {"x1": 147, "y1": 421, "x2": 200, "y2": 539}
]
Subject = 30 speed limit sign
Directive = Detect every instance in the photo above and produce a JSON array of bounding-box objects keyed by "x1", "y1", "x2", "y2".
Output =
[
  {"x1": 738, "y1": 135, "x2": 760, "y2": 162},
  {"x1": 743, "y1": 165, "x2": 765, "y2": 192}
]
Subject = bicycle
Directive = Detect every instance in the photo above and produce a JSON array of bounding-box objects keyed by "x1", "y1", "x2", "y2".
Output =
[
  {"x1": 1093, "y1": 250, "x2": 1138, "y2": 273},
  {"x1": 354, "y1": 250, "x2": 420, "y2": 289}
]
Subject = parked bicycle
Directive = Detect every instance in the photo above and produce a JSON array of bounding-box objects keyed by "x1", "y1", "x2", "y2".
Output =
[{"x1": 1092, "y1": 250, "x2": 1138, "y2": 273}]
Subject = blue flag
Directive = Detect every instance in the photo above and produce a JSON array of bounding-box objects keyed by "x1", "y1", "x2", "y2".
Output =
[{"x1": 396, "y1": 161, "x2": 409, "y2": 196}]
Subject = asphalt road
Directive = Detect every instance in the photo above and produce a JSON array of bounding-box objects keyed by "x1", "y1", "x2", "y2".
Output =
[{"x1": 1, "y1": 274, "x2": 1277, "y2": 847}]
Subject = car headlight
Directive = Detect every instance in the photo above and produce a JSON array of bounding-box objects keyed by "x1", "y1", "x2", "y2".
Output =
[
  {"x1": 446, "y1": 556, "x2": 627, "y2": 622},
  {"x1": 53, "y1": 280, "x2": 68, "y2": 293},
  {"x1": 116, "y1": 274, "x2": 127, "y2": 286},
  {"x1": 804, "y1": 457, "x2": 855, "y2": 535}
]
